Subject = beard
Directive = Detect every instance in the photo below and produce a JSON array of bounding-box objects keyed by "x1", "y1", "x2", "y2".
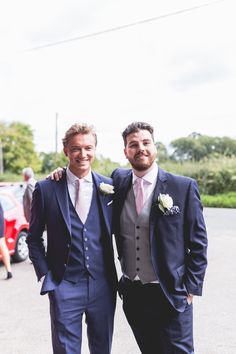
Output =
[{"x1": 130, "y1": 155, "x2": 156, "y2": 171}]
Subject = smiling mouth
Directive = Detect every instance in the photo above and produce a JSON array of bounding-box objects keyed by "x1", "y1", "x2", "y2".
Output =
[
  {"x1": 76, "y1": 159, "x2": 89, "y2": 163},
  {"x1": 135, "y1": 154, "x2": 148, "y2": 159}
]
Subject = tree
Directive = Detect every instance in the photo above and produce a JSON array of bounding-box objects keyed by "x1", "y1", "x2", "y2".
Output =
[
  {"x1": 40, "y1": 151, "x2": 68, "y2": 173},
  {"x1": 155, "y1": 142, "x2": 169, "y2": 162},
  {"x1": 92, "y1": 155, "x2": 120, "y2": 176},
  {"x1": 171, "y1": 133, "x2": 236, "y2": 161},
  {"x1": 0, "y1": 121, "x2": 41, "y2": 174},
  {"x1": 213, "y1": 137, "x2": 236, "y2": 156}
]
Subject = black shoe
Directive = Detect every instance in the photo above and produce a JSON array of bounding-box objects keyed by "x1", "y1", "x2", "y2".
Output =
[{"x1": 6, "y1": 272, "x2": 13, "y2": 280}]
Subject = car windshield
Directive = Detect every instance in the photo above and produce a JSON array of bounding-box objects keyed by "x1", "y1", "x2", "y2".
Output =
[
  {"x1": 0, "y1": 183, "x2": 26, "y2": 203},
  {"x1": 0, "y1": 194, "x2": 15, "y2": 211}
]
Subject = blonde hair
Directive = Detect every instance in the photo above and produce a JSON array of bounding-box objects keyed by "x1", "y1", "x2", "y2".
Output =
[{"x1": 62, "y1": 123, "x2": 97, "y2": 147}]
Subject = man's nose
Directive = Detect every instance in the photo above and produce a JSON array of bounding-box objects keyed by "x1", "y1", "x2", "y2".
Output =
[
  {"x1": 138, "y1": 144, "x2": 145, "y2": 151},
  {"x1": 80, "y1": 149, "x2": 87, "y2": 157}
]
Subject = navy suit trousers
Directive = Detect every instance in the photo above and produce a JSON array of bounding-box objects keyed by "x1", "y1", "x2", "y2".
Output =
[
  {"x1": 48, "y1": 276, "x2": 116, "y2": 354},
  {"x1": 121, "y1": 277, "x2": 194, "y2": 354}
]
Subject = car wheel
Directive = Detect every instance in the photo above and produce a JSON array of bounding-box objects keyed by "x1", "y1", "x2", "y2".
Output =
[{"x1": 12, "y1": 231, "x2": 29, "y2": 262}]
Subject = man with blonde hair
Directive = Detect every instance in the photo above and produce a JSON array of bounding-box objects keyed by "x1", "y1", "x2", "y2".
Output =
[{"x1": 27, "y1": 123, "x2": 117, "y2": 354}]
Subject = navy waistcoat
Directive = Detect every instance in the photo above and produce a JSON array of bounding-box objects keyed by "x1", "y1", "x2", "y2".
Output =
[{"x1": 64, "y1": 185, "x2": 107, "y2": 283}]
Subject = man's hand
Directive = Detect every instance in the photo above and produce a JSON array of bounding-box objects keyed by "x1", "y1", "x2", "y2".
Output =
[
  {"x1": 39, "y1": 275, "x2": 46, "y2": 283},
  {"x1": 187, "y1": 294, "x2": 194, "y2": 305},
  {"x1": 46, "y1": 167, "x2": 64, "y2": 181}
]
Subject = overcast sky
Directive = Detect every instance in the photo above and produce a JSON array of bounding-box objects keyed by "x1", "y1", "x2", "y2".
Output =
[{"x1": 0, "y1": 0, "x2": 235, "y2": 164}]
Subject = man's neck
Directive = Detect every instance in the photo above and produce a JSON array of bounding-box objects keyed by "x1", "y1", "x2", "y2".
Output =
[
  {"x1": 68, "y1": 166, "x2": 91, "y2": 179},
  {"x1": 132, "y1": 162, "x2": 156, "y2": 178}
]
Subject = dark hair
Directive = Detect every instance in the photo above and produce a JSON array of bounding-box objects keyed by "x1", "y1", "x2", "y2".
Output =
[
  {"x1": 62, "y1": 123, "x2": 97, "y2": 147},
  {"x1": 122, "y1": 122, "x2": 154, "y2": 146}
]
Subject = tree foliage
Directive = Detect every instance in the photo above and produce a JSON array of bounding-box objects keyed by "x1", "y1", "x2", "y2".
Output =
[
  {"x1": 171, "y1": 133, "x2": 236, "y2": 161},
  {"x1": 40, "y1": 151, "x2": 68, "y2": 173},
  {"x1": 0, "y1": 121, "x2": 41, "y2": 174},
  {"x1": 156, "y1": 141, "x2": 169, "y2": 162},
  {"x1": 92, "y1": 155, "x2": 121, "y2": 176}
]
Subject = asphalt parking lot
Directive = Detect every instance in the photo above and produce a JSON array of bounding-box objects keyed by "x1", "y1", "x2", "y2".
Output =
[{"x1": 0, "y1": 207, "x2": 235, "y2": 354}]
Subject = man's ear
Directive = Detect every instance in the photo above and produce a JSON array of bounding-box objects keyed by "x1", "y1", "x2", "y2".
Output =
[{"x1": 63, "y1": 147, "x2": 68, "y2": 156}]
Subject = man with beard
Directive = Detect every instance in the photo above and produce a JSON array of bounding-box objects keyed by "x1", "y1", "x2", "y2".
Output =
[{"x1": 111, "y1": 121, "x2": 208, "y2": 354}]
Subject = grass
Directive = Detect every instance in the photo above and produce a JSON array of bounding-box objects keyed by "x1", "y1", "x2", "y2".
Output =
[{"x1": 201, "y1": 192, "x2": 236, "y2": 208}]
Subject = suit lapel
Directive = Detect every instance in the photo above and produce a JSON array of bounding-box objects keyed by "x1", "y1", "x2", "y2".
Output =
[
  {"x1": 116, "y1": 171, "x2": 133, "y2": 215},
  {"x1": 54, "y1": 175, "x2": 71, "y2": 234},
  {"x1": 92, "y1": 172, "x2": 111, "y2": 235},
  {"x1": 150, "y1": 168, "x2": 167, "y2": 229}
]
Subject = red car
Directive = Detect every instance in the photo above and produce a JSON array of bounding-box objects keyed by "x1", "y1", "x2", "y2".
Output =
[{"x1": 0, "y1": 191, "x2": 29, "y2": 262}]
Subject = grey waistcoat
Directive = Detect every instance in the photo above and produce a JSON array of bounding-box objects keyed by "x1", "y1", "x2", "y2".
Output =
[{"x1": 120, "y1": 187, "x2": 158, "y2": 284}]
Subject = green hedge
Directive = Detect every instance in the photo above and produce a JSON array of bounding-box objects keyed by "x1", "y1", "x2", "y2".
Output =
[
  {"x1": 161, "y1": 157, "x2": 236, "y2": 195},
  {"x1": 201, "y1": 192, "x2": 236, "y2": 208}
]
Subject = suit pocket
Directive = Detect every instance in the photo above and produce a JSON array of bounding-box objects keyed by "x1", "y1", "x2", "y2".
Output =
[{"x1": 41, "y1": 270, "x2": 58, "y2": 295}]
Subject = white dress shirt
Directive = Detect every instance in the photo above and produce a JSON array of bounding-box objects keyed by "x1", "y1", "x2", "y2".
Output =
[{"x1": 66, "y1": 168, "x2": 93, "y2": 222}]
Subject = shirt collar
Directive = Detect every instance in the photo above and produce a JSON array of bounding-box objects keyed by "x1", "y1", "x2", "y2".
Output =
[
  {"x1": 66, "y1": 167, "x2": 93, "y2": 184},
  {"x1": 132, "y1": 163, "x2": 158, "y2": 185}
]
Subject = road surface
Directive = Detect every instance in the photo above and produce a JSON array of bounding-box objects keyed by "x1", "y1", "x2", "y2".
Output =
[{"x1": 0, "y1": 208, "x2": 235, "y2": 354}]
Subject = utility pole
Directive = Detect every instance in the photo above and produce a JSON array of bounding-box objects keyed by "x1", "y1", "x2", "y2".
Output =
[
  {"x1": 55, "y1": 112, "x2": 58, "y2": 154},
  {"x1": 0, "y1": 139, "x2": 3, "y2": 174}
]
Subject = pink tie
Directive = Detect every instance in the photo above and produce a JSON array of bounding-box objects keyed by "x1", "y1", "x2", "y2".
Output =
[
  {"x1": 135, "y1": 178, "x2": 144, "y2": 215},
  {"x1": 75, "y1": 179, "x2": 87, "y2": 224}
]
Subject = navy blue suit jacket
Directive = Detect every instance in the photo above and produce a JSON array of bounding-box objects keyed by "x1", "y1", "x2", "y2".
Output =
[
  {"x1": 112, "y1": 166, "x2": 208, "y2": 312},
  {"x1": 27, "y1": 171, "x2": 117, "y2": 291}
]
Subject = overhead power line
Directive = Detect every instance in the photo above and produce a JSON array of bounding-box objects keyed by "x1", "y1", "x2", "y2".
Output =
[{"x1": 25, "y1": 0, "x2": 226, "y2": 52}]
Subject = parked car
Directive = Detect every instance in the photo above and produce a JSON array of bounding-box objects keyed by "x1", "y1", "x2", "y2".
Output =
[
  {"x1": 0, "y1": 191, "x2": 29, "y2": 262},
  {"x1": 0, "y1": 182, "x2": 26, "y2": 204}
]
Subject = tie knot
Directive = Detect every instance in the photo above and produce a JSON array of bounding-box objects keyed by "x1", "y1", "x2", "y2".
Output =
[{"x1": 136, "y1": 177, "x2": 143, "y2": 187}]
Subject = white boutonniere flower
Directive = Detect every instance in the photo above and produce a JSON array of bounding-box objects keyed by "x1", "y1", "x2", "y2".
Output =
[
  {"x1": 99, "y1": 182, "x2": 115, "y2": 195},
  {"x1": 156, "y1": 193, "x2": 180, "y2": 216}
]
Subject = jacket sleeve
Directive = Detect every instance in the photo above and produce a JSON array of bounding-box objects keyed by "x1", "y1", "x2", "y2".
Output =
[
  {"x1": 26, "y1": 183, "x2": 49, "y2": 281},
  {"x1": 184, "y1": 179, "x2": 208, "y2": 295}
]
